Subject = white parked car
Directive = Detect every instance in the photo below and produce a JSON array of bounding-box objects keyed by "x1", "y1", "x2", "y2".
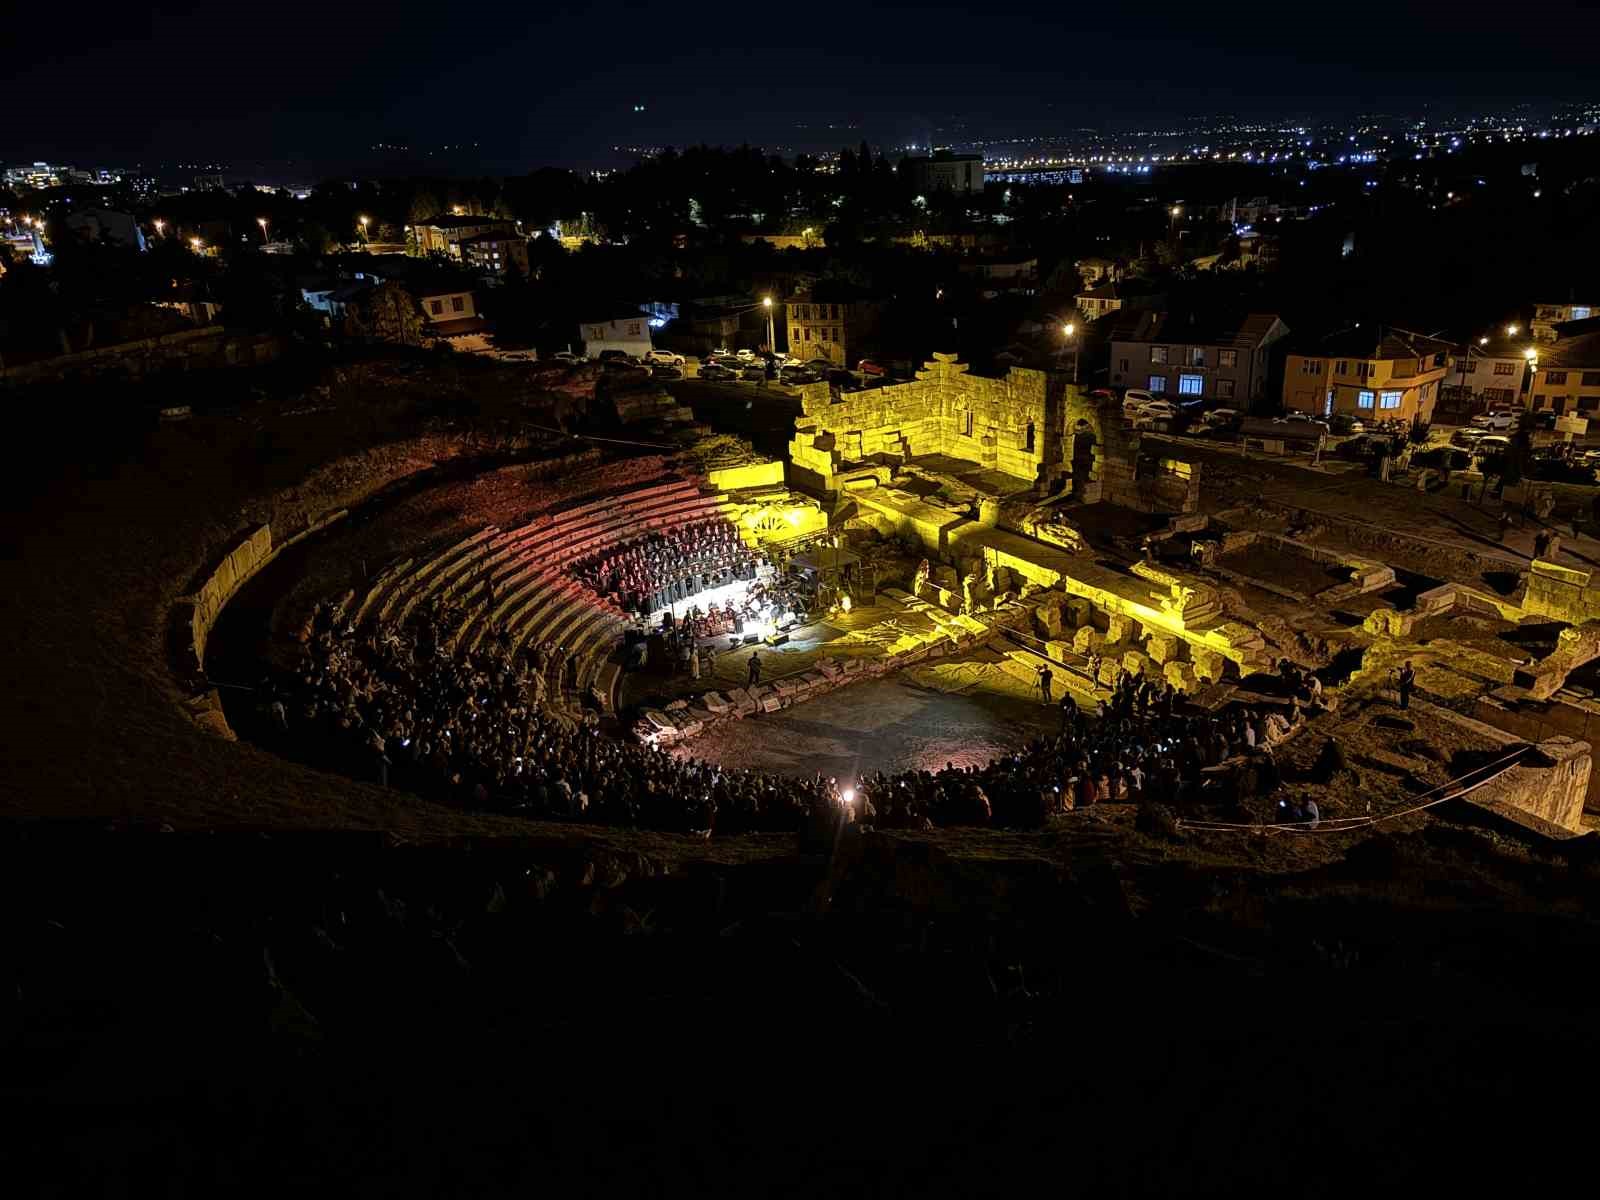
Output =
[
  {"x1": 642, "y1": 349, "x2": 685, "y2": 367},
  {"x1": 735, "y1": 349, "x2": 757, "y2": 361},
  {"x1": 1122, "y1": 388, "x2": 1159, "y2": 417},
  {"x1": 1474, "y1": 434, "x2": 1513, "y2": 455},
  {"x1": 1202, "y1": 407, "x2": 1241, "y2": 428},
  {"x1": 1471, "y1": 409, "x2": 1516, "y2": 431},
  {"x1": 1133, "y1": 399, "x2": 1181, "y2": 426},
  {"x1": 545, "y1": 350, "x2": 581, "y2": 365}
]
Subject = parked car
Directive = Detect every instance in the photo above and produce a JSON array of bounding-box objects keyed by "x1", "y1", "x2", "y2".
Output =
[
  {"x1": 1581, "y1": 447, "x2": 1600, "y2": 467},
  {"x1": 1328, "y1": 413, "x2": 1366, "y2": 435},
  {"x1": 857, "y1": 358, "x2": 888, "y2": 377},
  {"x1": 1202, "y1": 407, "x2": 1242, "y2": 430},
  {"x1": 546, "y1": 350, "x2": 581, "y2": 366},
  {"x1": 781, "y1": 366, "x2": 819, "y2": 384},
  {"x1": 642, "y1": 349, "x2": 685, "y2": 366},
  {"x1": 1451, "y1": 426, "x2": 1489, "y2": 448},
  {"x1": 1121, "y1": 388, "x2": 1158, "y2": 417},
  {"x1": 740, "y1": 364, "x2": 766, "y2": 381},
  {"x1": 1133, "y1": 399, "x2": 1181, "y2": 428},
  {"x1": 699, "y1": 364, "x2": 736, "y2": 381},
  {"x1": 650, "y1": 364, "x2": 683, "y2": 380},
  {"x1": 1273, "y1": 411, "x2": 1330, "y2": 431},
  {"x1": 1471, "y1": 409, "x2": 1516, "y2": 431},
  {"x1": 1474, "y1": 434, "x2": 1513, "y2": 456},
  {"x1": 735, "y1": 349, "x2": 757, "y2": 361}
]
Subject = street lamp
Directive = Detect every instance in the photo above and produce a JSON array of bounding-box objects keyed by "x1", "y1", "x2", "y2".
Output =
[
  {"x1": 153, "y1": 219, "x2": 164, "y2": 237},
  {"x1": 189, "y1": 237, "x2": 203, "y2": 253},
  {"x1": 1506, "y1": 323, "x2": 1520, "y2": 336},
  {"x1": 1060, "y1": 322, "x2": 1080, "y2": 384},
  {"x1": 762, "y1": 296, "x2": 774, "y2": 354},
  {"x1": 257, "y1": 217, "x2": 269, "y2": 242},
  {"x1": 358, "y1": 215, "x2": 370, "y2": 246}
]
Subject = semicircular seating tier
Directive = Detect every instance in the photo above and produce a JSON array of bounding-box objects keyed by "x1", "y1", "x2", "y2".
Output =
[{"x1": 351, "y1": 474, "x2": 748, "y2": 712}]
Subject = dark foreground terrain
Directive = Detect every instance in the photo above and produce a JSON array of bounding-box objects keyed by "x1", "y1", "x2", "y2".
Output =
[{"x1": 4, "y1": 814, "x2": 1598, "y2": 1195}]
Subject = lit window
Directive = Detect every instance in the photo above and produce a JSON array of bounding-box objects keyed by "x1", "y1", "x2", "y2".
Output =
[
  {"x1": 1379, "y1": 391, "x2": 1402, "y2": 409},
  {"x1": 1547, "y1": 371, "x2": 1568, "y2": 385},
  {"x1": 1218, "y1": 350, "x2": 1237, "y2": 368},
  {"x1": 1150, "y1": 346, "x2": 1168, "y2": 365},
  {"x1": 1178, "y1": 374, "x2": 1204, "y2": 396},
  {"x1": 1494, "y1": 362, "x2": 1516, "y2": 376},
  {"x1": 1189, "y1": 348, "x2": 1206, "y2": 366},
  {"x1": 1357, "y1": 390, "x2": 1375, "y2": 409},
  {"x1": 1148, "y1": 375, "x2": 1167, "y2": 393}
]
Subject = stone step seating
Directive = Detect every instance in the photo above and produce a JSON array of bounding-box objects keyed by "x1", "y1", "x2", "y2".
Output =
[
  {"x1": 359, "y1": 525, "x2": 501, "y2": 631},
  {"x1": 460, "y1": 480, "x2": 741, "y2": 712},
  {"x1": 455, "y1": 488, "x2": 735, "y2": 654}
]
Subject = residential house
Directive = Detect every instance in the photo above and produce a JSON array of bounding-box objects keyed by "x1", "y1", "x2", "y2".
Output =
[
  {"x1": 301, "y1": 279, "x2": 375, "y2": 324},
  {"x1": 1282, "y1": 327, "x2": 1454, "y2": 426},
  {"x1": 898, "y1": 151, "x2": 985, "y2": 194},
  {"x1": 580, "y1": 311, "x2": 653, "y2": 359},
  {"x1": 1109, "y1": 311, "x2": 1289, "y2": 405},
  {"x1": 417, "y1": 288, "x2": 483, "y2": 337},
  {"x1": 957, "y1": 256, "x2": 1038, "y2": 296},
  {"x1": 458, "y1": 232, "x2": 529, "y2": 279},
  {"x1": 413, "y1": 215, "x2": 519, "y2": 259},
  {"x1": 1532, "y1": 301, "x2": 1599, "y2": 343},
  {"x1": 1075, "y1": 257, "x2": 1121, "y2": 288},
  {"x1": 784, "y1": 285, "x2": 886, "y2": 367},
  {"x1": 62, "y1": 207, "x2": 146, "y2": 250},
  {"x1": 1075, "y1": 278, "x2": 1163, "y2": 322},
  {"x1": 1439, "y1": 330, "x2": 1529, "y2": 416},
  {"x1": 1527, "y1": 321, "x2": 1600, "y2": 416}
]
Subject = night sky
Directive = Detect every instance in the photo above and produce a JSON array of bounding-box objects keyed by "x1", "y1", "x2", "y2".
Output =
[{"x1": 8, "y1": 0, "x2": 1599, "y2": 172}]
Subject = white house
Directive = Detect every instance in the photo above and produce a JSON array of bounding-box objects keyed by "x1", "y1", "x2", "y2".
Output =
[{"x1": 580, "y1": 313, "x2": 652, "y2": 358}]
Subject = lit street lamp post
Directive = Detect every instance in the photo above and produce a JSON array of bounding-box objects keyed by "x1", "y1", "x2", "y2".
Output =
[
  {"x1": 358, "y1": 215, "x2": 370, "y2": 247},
  {"x1": 257, "y1": 217, "x2": 269, "y2": 243},
  {"x1": 762, "y1": 296, "x2": 774, "y2": 354},
  {"x1": 1060, "y1": 322, "x2": 1079, "y2": 384}
]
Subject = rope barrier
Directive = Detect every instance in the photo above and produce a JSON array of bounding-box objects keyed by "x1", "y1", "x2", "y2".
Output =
[{"x1": 1175, "y1": 745, "x2": 1531, "y2": 836}]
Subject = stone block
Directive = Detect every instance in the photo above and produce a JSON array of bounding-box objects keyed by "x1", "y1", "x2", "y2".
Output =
[
  {"x1": 815, "y1": 657, "x2": 843, "y2": 678},
  {"x1": 1122, "y1": 650, "x2": 1152, "y2": 679},
  {"x1": 1097, "y1": 660, "x2": 1121, "y2": 686},
  {"x1": 1034, "y1": 599, "x2": 1064, "y2": 640},
  {"x1": 702, "y1": 692, "x2": 731, "y2": 715},
  {"x1": 1046, "y1": 639, "x2": 1073, "y2": 663},
  {"x1": 1164, "y1": 660, "x2": 1199, "y2": 693},
  {"x1": 1146, "y1": 634, "x2": 1182, "y2": 665},
  {"x1": 1066, "y1": 597, "x2": 1093, "y2": 629},
  {"x1": 1192, "y1": 648, "x2": 1224, "y2": 683},
  {"x1": 759, "y1": 693, "x2": 784, "y2": 712},
  {"x1": 1105, "y1": 613, "x2": 1138, "y2": 643},
  {"x1": 1073, "y1": 626, "x2": 1104, "y2": 655},
  {"x1": 841, "y1": 657, "x2": 864, "y2": 674}
]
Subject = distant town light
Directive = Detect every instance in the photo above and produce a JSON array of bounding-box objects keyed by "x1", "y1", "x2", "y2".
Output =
[
  {"x1": 1506, "y1": 324, "x2": 1520, "y2": 335},
  {"x1": 1479, "y1": 336, "x2": 1489, "y2": 344}
]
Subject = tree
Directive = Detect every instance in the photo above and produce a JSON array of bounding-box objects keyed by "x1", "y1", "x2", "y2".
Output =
[{"x1": 344, "y1": 282, "x2": 424, "y2": 346}]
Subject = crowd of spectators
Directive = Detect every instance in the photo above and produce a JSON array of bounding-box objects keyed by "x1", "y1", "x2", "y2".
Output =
[
  {"x1": 573, "y1": 518, "x2": 762, "y2": 616},
  {"x1": 269, "y1": 594, "x2": 1311, "y2": 836}
]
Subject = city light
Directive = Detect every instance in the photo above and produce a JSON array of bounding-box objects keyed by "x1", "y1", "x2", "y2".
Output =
[
  {"x1": 257, "y1": 217, "x2": 269, "y2": 240},
  {"x1": 1062, "y1": 323, "x2": 1075, "y2": 337},
  {"x1": 1506, "y1": 324, "x2": 1520, "y2": 335},
  {"x1": 153, "y1": 219, "x2": 164, "y2": 235}
]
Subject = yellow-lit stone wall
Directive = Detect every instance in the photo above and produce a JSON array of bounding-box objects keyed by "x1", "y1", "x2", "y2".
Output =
[
  {"x1": 707, "y1": 460, "x2": 786, "y2": 491},
  {"x1": 789, "y1": 353, "x2": 1067, "y2": 489}
]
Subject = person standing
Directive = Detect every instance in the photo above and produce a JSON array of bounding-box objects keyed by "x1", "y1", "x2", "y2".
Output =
[
  {"x1": 1037, "y1": 663, "x2": 1054, "y2": 705},
  {"x1": 748, "y1": 651, "x2": 762, "y2": 687},
  {"x1": 1396, "y1": 661, "x2": 1416, "y2": 710}
]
